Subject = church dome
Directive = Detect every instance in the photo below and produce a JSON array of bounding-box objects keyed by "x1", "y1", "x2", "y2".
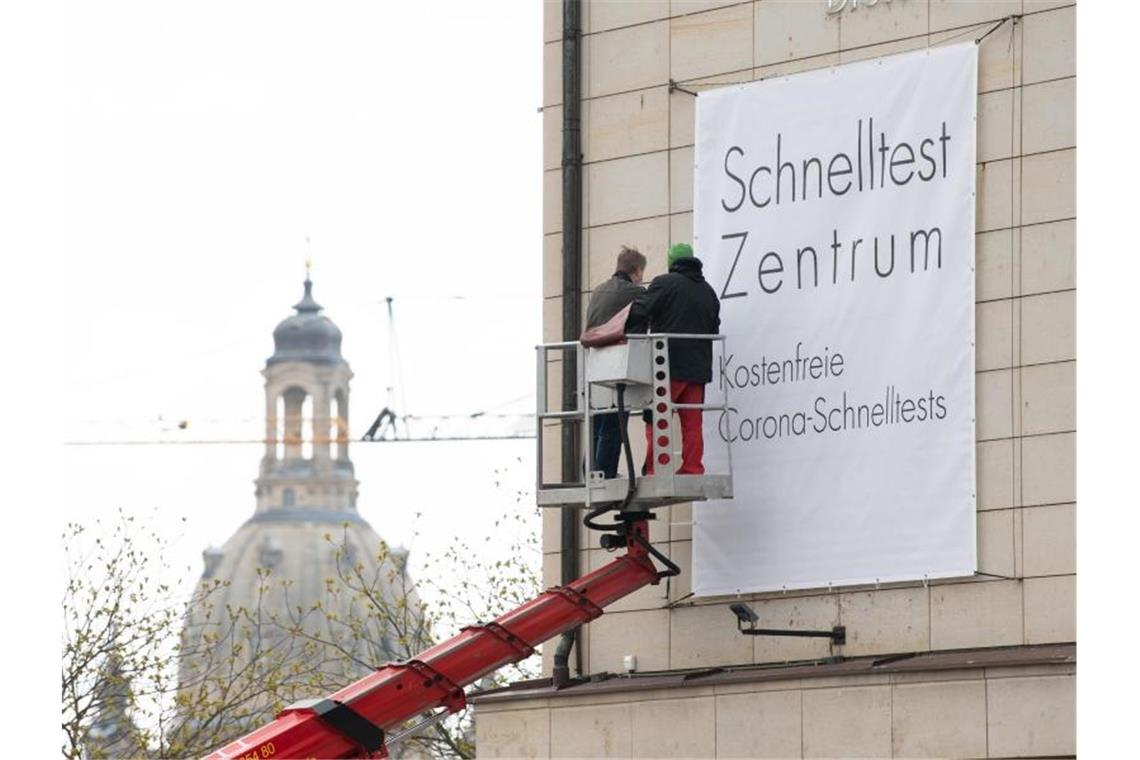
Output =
[
  {"x1": 186, "y1": 514, "x2": 408, "y2": 639},
  {"x1": 178, "y1": 513, "x2": 415, "y2": 710},
  {"x1": 268, "y1": 278, "x2": 345, "y2": 366}
]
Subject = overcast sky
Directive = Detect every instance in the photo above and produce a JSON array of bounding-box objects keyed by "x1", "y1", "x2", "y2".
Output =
[{"x1": 62, "y1": 0, "x2": 543, "y2": 604}]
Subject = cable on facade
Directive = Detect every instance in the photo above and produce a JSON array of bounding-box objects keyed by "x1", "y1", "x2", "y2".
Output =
[
  {"x1": 975, "y1": 14, "x2": 1021, "y2": 46},
  {"x1": 665, "y1": 14, "x2": 1022, "y2": 111}
]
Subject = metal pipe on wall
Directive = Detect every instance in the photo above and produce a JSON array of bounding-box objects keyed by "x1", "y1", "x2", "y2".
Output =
[{"x1": 553, "y1": 0, "x2": 583, "y2": 688}]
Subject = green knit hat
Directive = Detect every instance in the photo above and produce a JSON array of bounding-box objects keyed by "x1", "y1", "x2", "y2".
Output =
[{"x1": 668, "y1": 242, "x2": 693, "y2": 266}]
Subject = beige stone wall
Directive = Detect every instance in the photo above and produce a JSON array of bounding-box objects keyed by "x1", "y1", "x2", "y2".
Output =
[
  {"x1": 540, "y1": 0, "x2": 1075, "y2": 674},
  {"x1": 477, "y1": 660, "x2": 1075, "y2": 758},
  {"x1": 519, "y1": 2, "x2": 1076, "y2": 756}
]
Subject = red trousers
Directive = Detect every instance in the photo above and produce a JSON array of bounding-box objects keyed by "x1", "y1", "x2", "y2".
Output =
[{"x1": 645, "y1": 380, "x2": 705, "y2": 475}]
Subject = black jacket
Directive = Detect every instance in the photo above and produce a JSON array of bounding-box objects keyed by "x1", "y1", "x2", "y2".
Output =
[
  {"x1": 585, "y1": 272, "x2": 644, "y2": 329},
  {"x1": 625, "y1": 257, "x2": 721, "y2": 383}
]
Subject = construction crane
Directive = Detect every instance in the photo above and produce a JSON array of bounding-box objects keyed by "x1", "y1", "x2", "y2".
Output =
[
  {"x1": 204, "y1": 333, "x2": 733, "y2": 759},
  {"x1": 359, "y1": 296, "x2": 535, "y2": 443},
  {"x1": 64, "y1": 295, "x2": 536, "y2": 448}
]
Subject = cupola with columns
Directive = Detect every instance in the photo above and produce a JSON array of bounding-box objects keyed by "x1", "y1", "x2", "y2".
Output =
[{"x1": 255, "y1": 271, "x2": 358, "y2": 518}]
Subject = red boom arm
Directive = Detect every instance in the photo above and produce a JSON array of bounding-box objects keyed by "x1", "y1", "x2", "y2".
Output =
[{"x1": 204, "y1": 519, "x2": 660, "y2": 759}]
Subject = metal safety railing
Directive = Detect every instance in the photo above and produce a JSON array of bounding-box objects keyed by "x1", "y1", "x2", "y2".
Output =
[{"x1": 535, "y1": 333, "x2": 733, "y2": 510}]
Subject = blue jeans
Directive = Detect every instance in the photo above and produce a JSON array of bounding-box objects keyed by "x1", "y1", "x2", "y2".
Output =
[{"x1": 592, "y1": 412, "x2": 623, "y2": 479}]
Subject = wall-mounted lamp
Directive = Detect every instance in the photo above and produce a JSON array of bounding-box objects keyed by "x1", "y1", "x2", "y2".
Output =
[
  {"x1": 730, "y1": 603, "x2": 759, "y2": 625},
  {"x1": 729, "y1": 603, "x2": 846, "y2": 646}
]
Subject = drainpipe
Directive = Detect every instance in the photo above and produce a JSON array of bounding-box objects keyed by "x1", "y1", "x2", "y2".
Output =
[{"x1": 553, "y1": 0, "x2": 583, "y2": 689}]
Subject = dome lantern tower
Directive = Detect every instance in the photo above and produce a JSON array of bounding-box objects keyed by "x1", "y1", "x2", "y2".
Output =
[{"x1": 256, "y1": 274, "x2": 357, "y2": 517}]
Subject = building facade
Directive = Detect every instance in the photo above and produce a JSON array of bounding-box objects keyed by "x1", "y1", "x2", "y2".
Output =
[{"x1": 475, "y1": 1, "x2": 1075, "y2": 757}]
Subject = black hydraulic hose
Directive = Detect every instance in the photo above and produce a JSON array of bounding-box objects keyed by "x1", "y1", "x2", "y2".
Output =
[
  {"x1": 583, "y1": 383, "x2": 635, "y2": 532},
  {"x1": 631, "y1": 529, "x2": 681, "y2": 579},
  {"x1": 618, "y1": 383, "x2": 637, "y2": 506},
  {"x1": 581, "y1": 383, "x2": 679, "y2": 581},
  {"x1": 585, "y1": 383, "x2": 680, "y2": 580},
  {"x1": 583, "y1": 502, "x2": 623, "y2": 531}
]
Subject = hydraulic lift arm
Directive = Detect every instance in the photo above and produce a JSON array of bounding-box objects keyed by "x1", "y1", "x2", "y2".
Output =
[
  {"x1": 209, "y1": 337, "x2": 720, "y2": 759},
  {"x1": 204, "y1": 518, "x2": 662, "y2": 760}
]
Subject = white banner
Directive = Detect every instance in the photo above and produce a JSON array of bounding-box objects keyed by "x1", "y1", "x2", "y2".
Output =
[{"x1": 694, "y1": 44, "x2": 978, "y2": 595}]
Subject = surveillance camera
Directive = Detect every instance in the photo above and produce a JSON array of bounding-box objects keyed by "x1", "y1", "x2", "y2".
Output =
[{"x1": 729, "y1": 602, "x2": 758, "y2": 625}]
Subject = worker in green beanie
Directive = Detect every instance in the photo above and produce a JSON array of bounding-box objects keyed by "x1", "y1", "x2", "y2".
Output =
[{"x1": 626, "y1": 240, "x2": 720, "y2": 475}]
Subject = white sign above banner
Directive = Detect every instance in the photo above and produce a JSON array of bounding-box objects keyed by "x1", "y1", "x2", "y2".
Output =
[{"x1": 693, "y1": 44, "x2": 978, "y2": 596}]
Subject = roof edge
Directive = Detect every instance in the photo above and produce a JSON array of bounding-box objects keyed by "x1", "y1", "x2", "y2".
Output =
[{"x1": 469, "y1": 642, "x2": 1075, "y2": 705}]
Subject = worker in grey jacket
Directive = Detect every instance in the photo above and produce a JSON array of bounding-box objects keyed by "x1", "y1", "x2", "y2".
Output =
[{"x1": 584, "y1": 246, "x2": 646, "y2": 478}]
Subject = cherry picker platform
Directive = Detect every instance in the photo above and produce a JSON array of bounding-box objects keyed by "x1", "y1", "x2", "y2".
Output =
[
  {"x1": 536, "y1": 332, "x2": 733, "y2": 510},
  {"x1": 204, "y1": 333, "x2": 733, "y2": 759}
]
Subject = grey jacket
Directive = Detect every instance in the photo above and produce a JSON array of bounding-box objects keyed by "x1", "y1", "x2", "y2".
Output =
[{"x1": 585, "y1": 272, "x2": 644, "y2": 329}]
